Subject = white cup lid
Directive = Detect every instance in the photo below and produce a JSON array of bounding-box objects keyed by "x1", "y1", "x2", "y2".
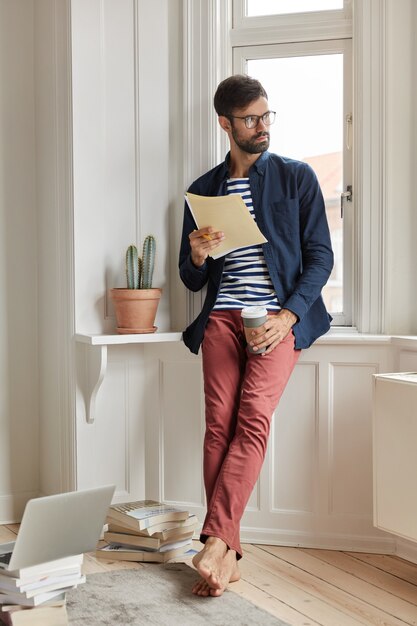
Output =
[{"x1": 241, "y1": 305, "x2": 268, "y2": 319}]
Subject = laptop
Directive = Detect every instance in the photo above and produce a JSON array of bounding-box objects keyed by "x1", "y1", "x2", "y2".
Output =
[{"x1": 0, "y1": 485, "x2": 115, "y2": 572}]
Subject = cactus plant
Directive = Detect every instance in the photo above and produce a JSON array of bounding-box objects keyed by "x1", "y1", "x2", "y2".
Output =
[
  {"x1": 141, "y1": 235, "x2": 156, "y2": 289},
  {"x1": 112, "y1": 234, "x2": 160, "y2": 333},
  {"x1": 125, "y1": 235, "x2": 156, "y2": 289},
  {"x1": 126, "y1": 245, "x2": 139, "y2": 289}
]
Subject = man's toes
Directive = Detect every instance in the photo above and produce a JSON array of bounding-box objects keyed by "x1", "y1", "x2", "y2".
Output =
[
  {"x1": 192, "y1": 578, "x2": 210, "y2": 596},
  {"x1": 199, "y1": 583, "x2": 211, "y2": 597},
  {"x1": 207, "y1": 571, "x2": 222, "y2": 589},
  {"x1": 209, "y1": 586, "x2": 225, "y2": 597},
  {"x1": 192, "y1": 579, "x2": 204, "y2": 594}
]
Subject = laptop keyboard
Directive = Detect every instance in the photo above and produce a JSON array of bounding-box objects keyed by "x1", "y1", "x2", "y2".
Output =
[{"x1": 0, "y1": 552, "x2": 12, "y2": 565}]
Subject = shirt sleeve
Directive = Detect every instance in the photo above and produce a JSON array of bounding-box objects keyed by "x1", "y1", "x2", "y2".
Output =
[
  {"x1": 282, "y1": 163, "x2": 334, "y2": 321},
  {"x1": 178, "y1": 188, "x2": 209, "y2": 292}
]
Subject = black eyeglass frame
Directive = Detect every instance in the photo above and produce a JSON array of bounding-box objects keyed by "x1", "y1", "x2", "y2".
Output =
[{"x1": 226, "y1": 110, "x2": 276, "y2": 129}]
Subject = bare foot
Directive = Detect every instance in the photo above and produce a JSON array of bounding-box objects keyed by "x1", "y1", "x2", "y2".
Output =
[
  {"x1": 192, "y1": 536, "x2": 227, "y2": 591},
  {"x1": 209, "y1": 549, "x2": 240, "y2": 597},
  {"x1": 191, "y1": 537, "x2": 240, "y2": 597}
]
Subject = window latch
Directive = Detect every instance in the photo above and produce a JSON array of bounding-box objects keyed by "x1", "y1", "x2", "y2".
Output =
[{"x1": 341, "y1": 185, "x2": 352, "y2": 218}]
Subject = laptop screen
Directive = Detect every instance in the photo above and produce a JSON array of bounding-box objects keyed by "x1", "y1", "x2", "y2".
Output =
[
  {"x1": 0, "y1": 552, "x2": 12, "y2": 566},
  {"x1": 7, "y1": 485, "x2": 115, "y2": 571}
]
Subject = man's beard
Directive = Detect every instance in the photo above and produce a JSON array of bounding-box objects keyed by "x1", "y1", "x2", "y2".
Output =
[{"x1": 231, "y1": 128, "x2": 270, "y2": 154}]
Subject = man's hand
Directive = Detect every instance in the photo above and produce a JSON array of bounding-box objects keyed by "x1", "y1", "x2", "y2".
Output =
[
  {"x1": 189, "y1": 227, "x2": 225, "y2": 267},
  {"x1": 250, "y1": 309, "x2": 298, "y2": 355}
]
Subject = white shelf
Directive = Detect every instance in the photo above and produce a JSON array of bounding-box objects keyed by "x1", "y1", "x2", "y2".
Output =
[
  {"x1": 75, "y1": 331, "x2": 182, "y2": 345},
  {"x1": 75, "y1": 331, "x2": 182, "y2": 423}
]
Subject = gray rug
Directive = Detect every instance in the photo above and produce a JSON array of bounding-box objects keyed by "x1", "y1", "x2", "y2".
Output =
[{"x1": 66, "y1": 563, "x2": 288, "y2": 625}]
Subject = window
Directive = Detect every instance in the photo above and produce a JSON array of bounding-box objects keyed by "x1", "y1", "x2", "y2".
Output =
[
  {"x1": 184, "y1": 0, "x2": 386, "y2": 333},
  {"x1": 247, "y1": 0, "x2": 344, "y2": 17},
  {"x1": 232, "y1": 2, "x2": 353, "y2": 325}
]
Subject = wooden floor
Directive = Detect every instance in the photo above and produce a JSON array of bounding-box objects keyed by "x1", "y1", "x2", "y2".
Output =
[{"x1": 2, "y1": 524, "x2": 417, "y2": 626}]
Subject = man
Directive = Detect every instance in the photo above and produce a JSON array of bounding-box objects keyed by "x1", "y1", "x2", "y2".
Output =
[{"x1": 179, "y1": 75, "x2": 333, "y2": 597}]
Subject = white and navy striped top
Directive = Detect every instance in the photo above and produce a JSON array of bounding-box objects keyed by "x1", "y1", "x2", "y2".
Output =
[{"x1": 213, "y1": 178, "x2": 280, "y2": 311}]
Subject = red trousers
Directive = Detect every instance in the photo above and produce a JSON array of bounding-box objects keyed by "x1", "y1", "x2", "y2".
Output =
[{"x1": 200, "y1": 310, "x2": 300, "y2": 558}]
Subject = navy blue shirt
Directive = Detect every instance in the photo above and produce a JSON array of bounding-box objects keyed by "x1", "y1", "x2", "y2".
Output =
[{"x1": 179, "y1": 151, "x2": 334, "y2": 354}]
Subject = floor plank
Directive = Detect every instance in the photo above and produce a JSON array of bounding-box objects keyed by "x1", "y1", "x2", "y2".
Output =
[
  {"x1": 231, "y1": 576, "x2": 323, "y2": 626},
  {"x1": 345, "y1": 552, "x2": 417, "y2": 587},
  {"x1": 0, "y1": 527, "x2": 16, "y2": 543}
]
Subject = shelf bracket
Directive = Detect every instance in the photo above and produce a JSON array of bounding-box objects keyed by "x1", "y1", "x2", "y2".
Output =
[{"x1": 82, "y1": 344, "x2": 108, "y2": 424}]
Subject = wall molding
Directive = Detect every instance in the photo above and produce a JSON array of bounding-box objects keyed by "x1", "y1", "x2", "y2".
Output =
[
  {"x1": 34, "y1": 0, "x2": 76, "y2": 494},
  {"x1": 0, "y1": 492, "x2": 40, "y2": 525},
  {"x1": 54, "y1": 0, "x2": 77, "y2": 493},
  {"x1": 183, "y1": 0, "x2": 232, "y2": 325},
  {"x1": 240, "y1": 526, "x2": 395, "y2": 554},
  {"x1": 396, "y1": 537, "x2": 417, "y2": 565},
  {"x1": 353, "y1": 0, "x2": 386, "y2": 333}
]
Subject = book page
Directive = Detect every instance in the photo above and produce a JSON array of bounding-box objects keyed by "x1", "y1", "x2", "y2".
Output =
[
  {"x1": 185, "y1": 192, "x2": 267, "y2": 259},
  {"x1": 111, "y1": 501, "x2": 186, "y2": 521}
]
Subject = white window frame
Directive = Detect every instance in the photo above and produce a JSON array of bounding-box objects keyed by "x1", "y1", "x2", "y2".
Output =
[
  {"x1": 232, "y1": 0, "x2": 352, "y2": 41},
  {"x1": 233, "y1": 38, "x2": 353, "y2": 326},
  {"x1": 183, "y1": 0, "x2": 386, "y2": 334}
]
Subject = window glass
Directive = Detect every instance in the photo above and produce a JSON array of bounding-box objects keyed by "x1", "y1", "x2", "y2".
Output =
[
  {"x1": 247, "y1": 0, "x2": 344, "y2": 16},
  {"x1": 248, "y1": 54, "x2": 344, "y2": 314}
]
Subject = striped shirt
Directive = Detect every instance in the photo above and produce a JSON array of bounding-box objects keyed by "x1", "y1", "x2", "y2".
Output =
[{"x1": 213, "y1": 178, "x2": 280, "y2": 311}]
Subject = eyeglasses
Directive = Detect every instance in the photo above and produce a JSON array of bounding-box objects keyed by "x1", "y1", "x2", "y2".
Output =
[{"x1": 228, "y1": 110, "x2": 276, "y2": 129}]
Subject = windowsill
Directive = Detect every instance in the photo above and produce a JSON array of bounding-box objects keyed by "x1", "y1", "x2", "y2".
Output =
[
  {"x1": 75, "y1": 331, "x2": 182, "y2": 346},
  {"x1": 316, "y1": 327, "x2": 391, "y2": 345},
  {"x1": 75, "y1": 329, "x2": 417, "y2": 348}
]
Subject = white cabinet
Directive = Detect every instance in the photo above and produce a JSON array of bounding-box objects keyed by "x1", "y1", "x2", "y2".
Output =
[{"x1": 373, "y1": 373, "x2": 417, "y2": 542}]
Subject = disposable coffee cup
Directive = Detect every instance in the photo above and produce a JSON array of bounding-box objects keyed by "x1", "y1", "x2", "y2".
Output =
[{"x1": 241, "y1": 306, "x2": 268, "y2": 354}]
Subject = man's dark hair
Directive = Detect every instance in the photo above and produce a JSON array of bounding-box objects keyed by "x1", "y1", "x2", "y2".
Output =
[{"x1": 213, "y1": 75, "x2": 268, "y2": 118}]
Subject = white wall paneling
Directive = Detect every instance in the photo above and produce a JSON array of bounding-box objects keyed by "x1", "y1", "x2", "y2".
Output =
[
  {"x1": 143, "y1": 342, "x2": 205, "y2": 507},
  {"x1": 76, "y1": 344, "x2": 147, "y2": 502},
  {"x1": 71, "y1": 0, "x2": 172, "y2": 336},
  {"x1": 383, "y1": 0, "x2": 417, "y2": 334},
  {"x1": 139, "y1": 337, "x2": 400, "y2": 552},
  {"x1": 182, "y1": 0, "x2": 232, "y2": 326},
  {"x1": 35, "y1": 0, "x2": 76, "y2": 496},
  {"x1": 72, "y1": 0, "x2": 138, "y2": 335},
  {"x1": 271, "y1": 362, "x2": 319, "y2": 516}
]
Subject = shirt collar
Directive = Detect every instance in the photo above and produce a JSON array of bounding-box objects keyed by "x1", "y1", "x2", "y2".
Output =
[{"x1": 224, "y1": 150, "x2": 269, "y2": 177}]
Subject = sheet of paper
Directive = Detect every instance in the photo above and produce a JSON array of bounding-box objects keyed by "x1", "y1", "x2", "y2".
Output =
[{"x1": 185, "y1": 192, "x2": 267, "y2": 260}]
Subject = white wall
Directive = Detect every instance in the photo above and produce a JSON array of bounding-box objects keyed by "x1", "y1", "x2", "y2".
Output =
[
  {"x1": 35, "y1": 0, "x2": 76, "y2": 496},
  {"x1": 0, "y1": 0, "x2": 39, "y2": 521},
  {"x1": 71, "y1": 0, "x2": 176, "y2": 336},
  {"x1": 383, "y1": 0, "x2": 417, "y2": 335},
  {"x1": 71, "y1": 0, "x2": 182, "y2": 502}
]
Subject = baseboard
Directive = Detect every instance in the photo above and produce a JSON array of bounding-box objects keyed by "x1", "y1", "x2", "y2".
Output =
[
  {"x1": 239, "y1": 526, "x2": 396, "y2": 553},
  {"x1": 395, "y1": 537, "x2": 417, "y2": 564},
  {"x1": 0, "y1": 491, "x2": 39, "y2": 524}
]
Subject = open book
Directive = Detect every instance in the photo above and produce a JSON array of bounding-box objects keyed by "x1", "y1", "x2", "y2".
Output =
[{"x1": 185, "y1": 192, "x2": 267, "y2": 259}]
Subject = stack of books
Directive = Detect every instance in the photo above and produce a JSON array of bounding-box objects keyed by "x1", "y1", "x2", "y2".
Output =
[
  {"x1": 96, "y1": 500, "x2": 198, "y2": 563},
  {"x1": 0, "y1": 554, "x2": 85, "y2": 625}
]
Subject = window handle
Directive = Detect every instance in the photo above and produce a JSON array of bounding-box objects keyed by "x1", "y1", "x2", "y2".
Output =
[
  {"x1": 341, "y1": 185, "x2": 352, "y2": 218},
  {"x1": 346, "y1": 113, "x2": 353, "y2": 150}
]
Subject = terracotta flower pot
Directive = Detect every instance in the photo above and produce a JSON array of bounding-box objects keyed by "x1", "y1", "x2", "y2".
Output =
[{"x1": 110, "y1": 288, "x2": 162, "y2": 334}]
